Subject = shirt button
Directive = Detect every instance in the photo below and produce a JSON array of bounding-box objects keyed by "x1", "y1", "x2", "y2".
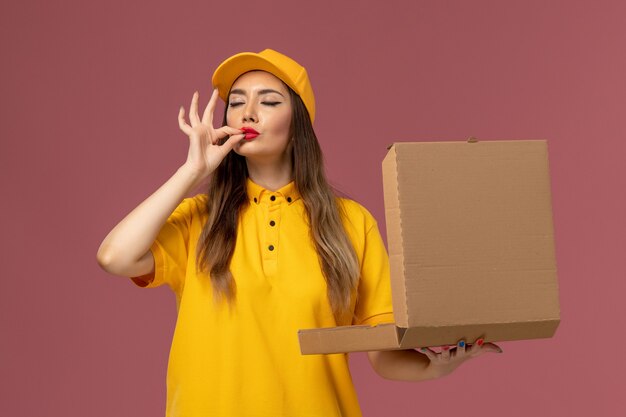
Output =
[
  {"x1": 287, "y1": 197, "x2": 292, "y2": 203},
  {"x1": 269, "y1": 220, "x2": 275, "y2": 227},
  {"x1": 270, "y1": 195, "x2": 276, "y2": 201},
  {"x1": 268, "y1": 245, "x2": 275, "y2": 251}
]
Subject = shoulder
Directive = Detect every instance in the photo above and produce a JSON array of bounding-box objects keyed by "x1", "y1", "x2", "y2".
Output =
[
  {"x1": 188, "y1": 193, "x2": 209, "y2": 208},
  {"x1": 172, "y1": 193, "x2": 209, "y2": 220},
  {"x1": 336, "y1": 197, "x2": 379, "y2": 234}
]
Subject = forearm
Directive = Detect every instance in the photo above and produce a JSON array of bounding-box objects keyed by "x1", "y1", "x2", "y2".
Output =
[
  {"x1": 97, "y1": 165, "x2": 202, "y2": 270},
  {"x1": 371, "y1": 349, "x2": 440, "y2": 382}
]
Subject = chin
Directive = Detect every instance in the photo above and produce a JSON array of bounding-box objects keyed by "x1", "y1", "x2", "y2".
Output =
[
  {"x1": 235, "y1": 140, "x2": 278, "y2": 156},
  {"x1": 233, "y1": 140, "x2": 257, "y2": 157}
]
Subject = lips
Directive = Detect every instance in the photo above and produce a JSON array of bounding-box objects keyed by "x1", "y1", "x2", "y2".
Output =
[{"x1": 240, "y1": 127, "x2": 259, "y2": 140}]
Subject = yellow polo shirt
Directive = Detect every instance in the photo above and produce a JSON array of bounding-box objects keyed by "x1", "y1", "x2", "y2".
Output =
[{"x1": 130, "y1": 178, "x2": 394, "y2": 417}]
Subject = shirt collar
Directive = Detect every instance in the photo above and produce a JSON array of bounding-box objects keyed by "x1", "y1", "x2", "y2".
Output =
[{"x1": 246, "y1": 178, "x2": 301, "y2": 205}]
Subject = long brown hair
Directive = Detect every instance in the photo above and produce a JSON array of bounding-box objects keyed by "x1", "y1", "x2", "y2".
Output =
[{"x1": 195, "y1": 80, "x2": 360, "y2": 320}]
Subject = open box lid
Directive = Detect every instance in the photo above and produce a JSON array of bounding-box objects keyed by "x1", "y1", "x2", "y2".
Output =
[{"x1": 298, "y1": 139, "x2": 560, "y2": 355}]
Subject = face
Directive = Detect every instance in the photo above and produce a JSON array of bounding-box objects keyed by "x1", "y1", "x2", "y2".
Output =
[{"x1": 226, "y1": 70, "x2": 293, "y2": 160}]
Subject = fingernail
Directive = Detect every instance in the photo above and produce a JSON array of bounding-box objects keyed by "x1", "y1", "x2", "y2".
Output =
[
  {"x1": 442, "y1": 346, "x2": 450, "y2": 351},
  {"x1": 420, "y1": 347, "x2": 427, "y2": 352},
  {"x1": 458, "y1": 340, "x2": 465, "y2": 348},
  {"x1": 477, "y1": 338, "x2": 484, "y2": 346}
]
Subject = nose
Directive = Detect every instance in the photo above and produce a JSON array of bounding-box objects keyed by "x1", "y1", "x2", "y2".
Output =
[{"x1": 243, "y1": 102, "x2": 257, "y2": 123}]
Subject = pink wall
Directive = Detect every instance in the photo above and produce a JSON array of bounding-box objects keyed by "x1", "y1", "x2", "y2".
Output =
[{"x1": 1, "y1": 0, "x2": 624, "y2": 415}]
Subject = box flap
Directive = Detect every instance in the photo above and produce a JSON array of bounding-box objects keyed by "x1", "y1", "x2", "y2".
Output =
[{"x1": 386, "y1": 140, "x2": 560, "y2": 328}]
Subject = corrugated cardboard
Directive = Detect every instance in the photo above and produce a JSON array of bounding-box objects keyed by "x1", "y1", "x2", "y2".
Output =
[{"x1": 298, "y1": 139, "x2": 560, "y2": 355}]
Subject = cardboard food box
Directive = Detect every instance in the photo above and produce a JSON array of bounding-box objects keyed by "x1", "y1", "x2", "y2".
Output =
[{"x1": 298, "y1": 138, "x2": 560, "y2": 355}]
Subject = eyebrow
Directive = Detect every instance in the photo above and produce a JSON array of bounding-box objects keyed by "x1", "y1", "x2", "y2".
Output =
[{"x1": 229, "y1": 88, "x2": 285, "y2": 98}]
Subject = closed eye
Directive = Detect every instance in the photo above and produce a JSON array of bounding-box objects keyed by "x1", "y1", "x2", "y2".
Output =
[{"x1": 228, "y1": 102, "x2": 281, "y2": 107}]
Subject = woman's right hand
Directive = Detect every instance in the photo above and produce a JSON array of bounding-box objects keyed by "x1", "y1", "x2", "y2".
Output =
[{"x1": 178, "y1": 88, "x2": 245, "y2": 180}]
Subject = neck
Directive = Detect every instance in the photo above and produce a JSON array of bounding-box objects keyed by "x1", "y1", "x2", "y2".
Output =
[{"x1": 245, "y1": 155, "x2": 293, "y2": 191}]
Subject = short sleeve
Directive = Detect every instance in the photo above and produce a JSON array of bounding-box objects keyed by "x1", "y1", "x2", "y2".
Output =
[
  {"x1": 129, "y1": 196, "x2": 197, "y2": 293},
  {"x1": 352, "y1": 215, "x2": 395, "y2": 326}
]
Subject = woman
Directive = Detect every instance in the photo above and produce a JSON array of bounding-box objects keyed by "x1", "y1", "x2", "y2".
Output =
[{"x1": 97, "y1": 48, "x2": 501, "y2": 417}]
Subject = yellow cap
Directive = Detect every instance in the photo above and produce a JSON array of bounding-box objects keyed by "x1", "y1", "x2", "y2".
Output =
[{"x1": 212, "y1": 48, "x2": 316, "y2": 124}]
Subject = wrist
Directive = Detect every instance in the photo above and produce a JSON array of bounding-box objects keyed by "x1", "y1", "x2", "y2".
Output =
[
  {"x1": 426, "y1": 361, "x2": 458, "y2": 380},
  {"x1": 177, "y1": 165, "x2": 206, "y2": 193}
]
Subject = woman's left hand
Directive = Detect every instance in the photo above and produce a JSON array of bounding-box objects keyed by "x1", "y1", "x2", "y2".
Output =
[{"x1": 417, "y1": 337, "x2": 503, "y2": 379}]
